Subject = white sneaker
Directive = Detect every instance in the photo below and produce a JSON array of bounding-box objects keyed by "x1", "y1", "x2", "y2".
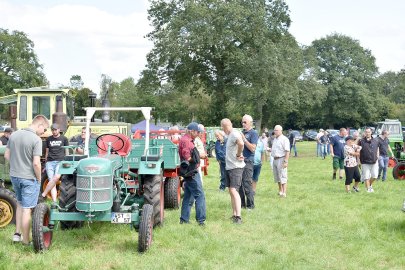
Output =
[
  {"x1": 367, "y1": 187, "x2": 374, "y2": 193},
  {"x1": 278, "y1": 191, "x2": 283, "y2": 196},
  {"x1": 12, "y1": 233, "x2": 21, "y2": 242}
]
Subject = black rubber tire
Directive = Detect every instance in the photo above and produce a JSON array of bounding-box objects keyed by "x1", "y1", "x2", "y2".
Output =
[
  {"x1": 393, "y1": 162, "x2": 405, "y2": 180},
  {"x1": 138, "y1": 204, "x2": 153, "y2": 252},
  {"x1": 164, "y1": 177, "x2": 180, "y2": 209},
  {"x1": 143, "y1": 174, "x2": 164, "y2": 226},
  {"x1": 59, "y1": 175, "x2": 83, "y2": 230},
  {"x1": 0, "y1": 188, "x2": 17, "y2": 228},
  {"x1": 32, "y1": 203, "x2": 53, "y2": 252}
]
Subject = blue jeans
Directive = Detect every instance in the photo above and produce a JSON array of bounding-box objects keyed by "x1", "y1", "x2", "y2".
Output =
[
  {"x1": 321, "y1": 144, "x2": 328, "y2": 157},
  {"x1": 378, "y1": 156, "x2": 389, "y2": 181},
  {"x1": 290, "y1": 144, "x2": 297, "y2": 156},
  {"x1": 11, "y1": 176, "x2": 40, "y2": 208},
  {"x1": 219, "y1": 162, "x2": 226, "y2": 190},
  {"x1": 316, "y1": 142, "x2": 322, "y2": 156},
  {"x1": 180, "y1": 173, "x2": 206, "y2": 223}
]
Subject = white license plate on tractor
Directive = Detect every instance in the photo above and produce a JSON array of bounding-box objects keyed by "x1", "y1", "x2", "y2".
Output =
[{"x1": 111, "y1": 212, "x2": 132, "y2": 224}]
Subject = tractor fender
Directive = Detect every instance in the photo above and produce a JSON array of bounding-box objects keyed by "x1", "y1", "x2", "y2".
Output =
[{"x1": 138, "y1": 160, "x2": 164, "y2": 175}]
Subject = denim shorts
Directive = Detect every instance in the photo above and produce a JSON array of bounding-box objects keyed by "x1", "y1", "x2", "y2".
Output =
[
  {"x1": 11, "y1": 176, "x2": 40, "y2": 209},
  {"x1": 46, "y1": 161, "x2": 60, "y2": 181}
]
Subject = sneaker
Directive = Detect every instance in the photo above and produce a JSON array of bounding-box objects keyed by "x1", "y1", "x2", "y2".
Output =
[
  {"x1": 179, "y1": 219, "x2": 189, "y2": 224},
  {"x1": 198, "y1": 222, "x2": 205, "y2": 227},
  {"x1": 278, "y1": 191, "x2": 283, "y2": 196},
  {"x1": 367, "y1": 187, "x2": 374, "y2": 193},
  {"x1": 353, "y1": 186, "x2": 360, "y2": 192},
  {"x1": 233, "y1": 216, "x2": 242, "y2": 224},
  {"x1": 370, "y1": 186, "x2": 374, "y2": 192},
  {"x1": 281, "y1": 193, "x2": 287, "y2": 198},
  {"x1": 12, "y1": 233, "x2": 21, "y2": 243}
]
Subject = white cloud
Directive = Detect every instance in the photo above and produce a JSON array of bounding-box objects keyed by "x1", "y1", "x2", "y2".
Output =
[{"x1": 0, "y1": 0, "x2": 153, "y2": 93}]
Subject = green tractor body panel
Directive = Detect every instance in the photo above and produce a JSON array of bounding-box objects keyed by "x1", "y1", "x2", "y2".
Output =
[
  {"x1": 374, "y1": 119, "x2": 404, "y2": 160},
  {"x1": 75, "y1": 156, "x2": 120, "y2": 212},
  {"x1": 0, "y1": 146, "x2": 9, "y2": 182}
]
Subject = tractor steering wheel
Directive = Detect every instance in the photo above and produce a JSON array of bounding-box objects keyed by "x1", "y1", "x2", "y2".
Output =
[{"x1": 96, "y1": 134, "x2": 126, "y2": 154}]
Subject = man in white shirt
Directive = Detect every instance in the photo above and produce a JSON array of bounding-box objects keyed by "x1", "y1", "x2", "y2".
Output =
[{"x1": 271, "y1": 125, "x2": 290, "y2": 197}]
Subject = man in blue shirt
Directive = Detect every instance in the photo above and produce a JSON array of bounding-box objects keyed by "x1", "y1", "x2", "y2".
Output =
[
  {"x1": 330, "y1": 128, "x2": 347, "y2": 180},
  {"x1": 214, "y1": 130, "x2": 227, "y2": 191},
  {"x1": 239, "y1": 114, "x2": 258, "y2": 209}
]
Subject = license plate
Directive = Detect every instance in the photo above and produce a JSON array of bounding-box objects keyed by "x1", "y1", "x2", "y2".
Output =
[{"x1": 111, "y1": 212, "x2": 131, "y2": 224}]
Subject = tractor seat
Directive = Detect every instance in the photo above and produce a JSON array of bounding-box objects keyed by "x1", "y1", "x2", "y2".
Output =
[
  {"x1": 64, "y1": 155, "x2": 88, "y2": 161},
  {"x1": 97, "y1": 133, "x2": 132, "y2": 157}
]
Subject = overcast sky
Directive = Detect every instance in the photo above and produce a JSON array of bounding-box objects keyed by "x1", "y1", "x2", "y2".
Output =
[{"x1": 1, "y1": 0, "x2": 404, "y2": 94}]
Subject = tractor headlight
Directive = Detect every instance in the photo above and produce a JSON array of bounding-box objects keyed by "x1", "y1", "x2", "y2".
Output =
[{"x1": 147, "y1": 163, "x2": 156, "y2": 168}]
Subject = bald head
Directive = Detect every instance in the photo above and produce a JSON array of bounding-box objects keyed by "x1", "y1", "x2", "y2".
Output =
[{"x1": 221, "y1": 118, "x2": 233, "y2": 135}]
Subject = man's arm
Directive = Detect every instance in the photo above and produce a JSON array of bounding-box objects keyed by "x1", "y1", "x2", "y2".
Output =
[
  {"x1": 45, "y1": 148, "x2": 49, "y2": 161},
  {"x1": 4, "y1": 148, "x2": 10, "y2": 161},
  {"x1": 33, "y1": 155, "x2": 42, "y2": 181},
  {"x1": 236, "y1": 137, "x2": 244, "y2": 159}
]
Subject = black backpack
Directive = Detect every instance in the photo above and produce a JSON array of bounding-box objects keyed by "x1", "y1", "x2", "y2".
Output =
[{"x1": 179, "y1": 147, "x2": 200, "y2": 179}]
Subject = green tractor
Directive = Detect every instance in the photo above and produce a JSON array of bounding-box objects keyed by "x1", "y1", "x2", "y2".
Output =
[
  {"x1": 0, "y1": 146, "x2": 17, "y2": 228},
  {"x1": 32, "y1": 107, "x2": 178, "y2": 252},
  {"x1": 373, "y1": 119, "x2": 405, "y2": 180}
]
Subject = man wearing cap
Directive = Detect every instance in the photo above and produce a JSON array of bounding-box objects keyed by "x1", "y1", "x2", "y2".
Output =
[
  {"x1": 0, "y1": 127, "x2": 13, "y2": 145},
  {"x1": 330, "y1": 128, "x2": 347, "y2": 180},
  {"x1": 179, "y1": 122, "x2": 206, "y2": 226},
  {"x1": 41, "y1": 123, "x2": 69, "y2": 202}
]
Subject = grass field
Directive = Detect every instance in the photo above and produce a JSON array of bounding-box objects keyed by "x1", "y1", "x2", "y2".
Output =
[{"x1": 1, "y1": 141, "x2": 404, "y2": 270}]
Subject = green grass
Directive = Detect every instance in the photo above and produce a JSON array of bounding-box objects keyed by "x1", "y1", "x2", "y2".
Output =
[{"x1": 1, "y1": 141, "x2": 404, "y2": 270}]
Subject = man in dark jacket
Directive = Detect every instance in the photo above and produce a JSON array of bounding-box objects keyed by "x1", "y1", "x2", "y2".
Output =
[
  {"x1": 214, "y1": 130, "x2": 227, "y2": 191},
  {"x1": 358, "y1": 127, "x2": 380, "y2": 192}
]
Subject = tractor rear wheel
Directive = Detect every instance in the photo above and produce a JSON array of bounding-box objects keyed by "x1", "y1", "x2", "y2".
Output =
[
  {"x1": 59, "y1": 175, "x2": 83, "y2": 230},
  {"x1": 138, "y1": 204, "x2": 153, "y2": 252},
  {"x1": 164, "y1": 177, "x2": 180, "y2": 209},
  {"x1": 144, "y1": 174, "x2": 164, "y2": 226},
  {"x1": 0, "y1": 188, "x2": 17, "y2": 228},
  {"x1": 32, "y1": 203, "x2": 53, "y2": 252},
  {"x1": 393, "y1": 162, "x2": 405, "y2": 180}
]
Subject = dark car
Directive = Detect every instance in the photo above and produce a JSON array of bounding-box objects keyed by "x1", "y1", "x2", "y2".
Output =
[
  {"x1": 289, "y1": 130, "x2": 303, "y2": 142},
  {"x1": 326, "y1": 129, "x2": 339, "y2": 137},
  {"x1": 303, "y1": 130, "x2": 317, "y2": 141}
]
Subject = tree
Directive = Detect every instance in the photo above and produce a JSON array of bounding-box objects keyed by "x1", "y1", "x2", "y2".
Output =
[
  {"x1": 145, "y1": 0, "x2": 298, "y2": 126},
  {"x1": 305, "y1": 33, "x2": 383, "y2": 127},
  {"x1": 0, "y1": 28, "x2": 47, "y2": 96}
]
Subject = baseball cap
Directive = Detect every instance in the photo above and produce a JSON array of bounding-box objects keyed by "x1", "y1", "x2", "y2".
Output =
[
  {"x1": 187, "y1": 122, "x2": 203, "y2": 132},
  {"x1": 345, "y1": 135, "x2": 354, "y2": 141},
  {"x1": 50, "y1": 123, "x2": 60, "y2": 130},
  {"x1": 4, "y1": 127, "x2": 13, "y2": 133}
]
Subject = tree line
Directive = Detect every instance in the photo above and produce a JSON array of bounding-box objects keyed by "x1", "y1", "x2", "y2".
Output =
[{"x1": 1, "y1": 0, "x2": 404, "y2": 130}]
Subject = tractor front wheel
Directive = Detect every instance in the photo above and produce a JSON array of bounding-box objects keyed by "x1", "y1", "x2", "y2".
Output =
[
  {"x1": 59, "y1": 175, "x2": 83, "y2": 230},
  {"x1": 144, "y1": 174, "x2": 164, "y2": 226},
  {"x1": 0, "y1": 188, "x2": 17, "y2": 228},
  {"x1": 393, "y1": 162, "x2": 405, "y2": 180},
  {"x1": 32, "y1": 203, "x2": 53, "y2": 252},
  {"x1": 164, "y1": 177, "x2": 180, "y2": 209},
  {"x1": 138, "y1": 204, "x2": 153, "y2": 252}
]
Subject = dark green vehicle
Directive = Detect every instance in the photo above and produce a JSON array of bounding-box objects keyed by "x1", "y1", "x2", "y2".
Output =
[{"x1": 373, "y1": 119, "x2": 405, "y2": 180}]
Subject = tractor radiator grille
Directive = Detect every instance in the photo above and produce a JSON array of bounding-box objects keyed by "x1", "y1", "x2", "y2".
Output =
[
  {"x1": 77, "y1": 176, "x2": 111, "y2": 189},
  {"x1": 76, "y1": 175, "x2": 112, "y2": 204}
]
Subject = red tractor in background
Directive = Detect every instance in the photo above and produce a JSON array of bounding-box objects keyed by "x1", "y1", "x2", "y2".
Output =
[{"x1": 133, "y1": 129, "x2": 210, "y2": 209}]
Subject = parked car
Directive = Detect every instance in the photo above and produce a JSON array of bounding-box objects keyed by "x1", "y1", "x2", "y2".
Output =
[
  {"x1": 326, "y1": 129, "x2": 339, "y2": 137},
  {"x1": 303, "y1": 130, "x2": 318, "y2": 141},
  {"x1": 288, "y1": 130, "x2": 303, "y2": 142}
]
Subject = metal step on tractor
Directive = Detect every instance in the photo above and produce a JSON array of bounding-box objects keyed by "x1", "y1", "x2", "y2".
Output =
[{"x1": 32, "y1": 107, "x2": 179, "y2": 253}]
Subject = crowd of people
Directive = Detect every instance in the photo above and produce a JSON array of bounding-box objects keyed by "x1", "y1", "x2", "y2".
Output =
[{"x1": 2, "y1": 112, "x2": 396, "y2": 245}]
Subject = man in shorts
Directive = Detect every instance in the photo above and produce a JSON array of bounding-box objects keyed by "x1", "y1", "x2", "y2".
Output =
[
  {"x1": 358, "y1": 127, "x2": 380, "y2": 192},
  {"x1": 271, "y1": 125, "x2": 290, "y2": 197},
  {"x1": 221, "y1": 118, "x2": 245, "y2": 224},
  {"x1": 330, "y1": 128, "x2": 347, "y2": 180},
  {"x1": 5, "y1": 115, "x2": 50, "y2": 245}
]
